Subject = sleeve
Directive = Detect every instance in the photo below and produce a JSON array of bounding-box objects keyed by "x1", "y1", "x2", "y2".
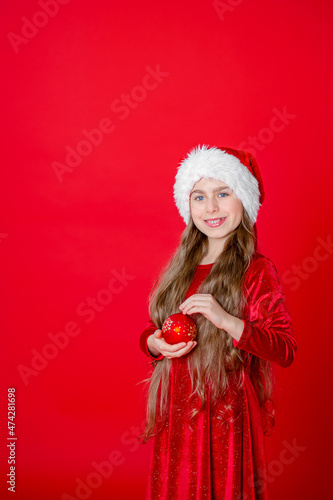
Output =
[
  {"x1": 233, "y1": 257, "x2": 297, "y2": 368},
  {"x1": 139, "y1": 317, "x2": 165, "y2": 361}
]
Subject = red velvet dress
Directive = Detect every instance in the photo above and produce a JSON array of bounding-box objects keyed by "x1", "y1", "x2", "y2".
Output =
[{"x1": 139, "y1": 252, "x2": 297, "y2": 500}]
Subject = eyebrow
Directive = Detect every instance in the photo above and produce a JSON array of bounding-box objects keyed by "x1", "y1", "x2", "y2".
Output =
[{"x1": 190, "y1": 186, "x2": 229, "y2": 195}]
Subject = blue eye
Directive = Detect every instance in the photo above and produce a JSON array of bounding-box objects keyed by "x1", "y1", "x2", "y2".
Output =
[{"x1": 194, "y1": 192, "x2": 228, "y2": 201}]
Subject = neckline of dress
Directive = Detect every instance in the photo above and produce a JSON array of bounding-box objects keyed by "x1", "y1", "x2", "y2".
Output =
[{"x1": 197, "y1": 262, "x2": 215, "y2": 269}]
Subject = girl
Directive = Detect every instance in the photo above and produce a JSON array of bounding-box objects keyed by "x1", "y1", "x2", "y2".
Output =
[{"x1": 139, "y1": 145, "x2": 297, "y2": 500}]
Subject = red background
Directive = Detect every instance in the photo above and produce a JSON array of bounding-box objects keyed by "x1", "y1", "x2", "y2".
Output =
[{"x1": 1, "y1": 0, "x2": 332, "y2": 498}]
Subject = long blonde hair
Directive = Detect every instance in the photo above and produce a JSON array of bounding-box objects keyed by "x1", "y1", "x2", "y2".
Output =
[{"x1": 140, "y1": 209, "x2": 275, "y2": 443}]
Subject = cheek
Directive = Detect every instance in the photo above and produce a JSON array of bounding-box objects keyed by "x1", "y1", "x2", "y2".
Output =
[
  {"x1": 228, "y1": 198, "x2": 243, "y2": 213},
  {"x1": 190, "y1": 202, "x2": 201, "y2": 216}
]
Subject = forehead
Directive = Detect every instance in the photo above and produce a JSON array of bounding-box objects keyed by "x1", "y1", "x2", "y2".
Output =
[{"x1": 191, "y1": 177, "x2": 230, "y2": 191}]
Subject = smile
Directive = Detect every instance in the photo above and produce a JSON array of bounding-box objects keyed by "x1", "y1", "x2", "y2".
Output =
[{"x1": 204, "y1": 217, "x2": 226, "y2": 227}]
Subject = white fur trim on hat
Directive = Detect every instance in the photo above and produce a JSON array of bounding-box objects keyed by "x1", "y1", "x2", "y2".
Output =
[{"x1": 173, "y1": 145, "x2": 261, "y2": 225}]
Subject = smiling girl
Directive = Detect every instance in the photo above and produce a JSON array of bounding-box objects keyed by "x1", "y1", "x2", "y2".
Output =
[{"x1": 139, "y1": 145, "x2": 297, "y2": 500}]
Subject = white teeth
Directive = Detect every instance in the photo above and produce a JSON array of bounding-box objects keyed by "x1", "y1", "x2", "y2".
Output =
[{"x1": 206, "y1": 218, "x2": 225, "y2": 224}]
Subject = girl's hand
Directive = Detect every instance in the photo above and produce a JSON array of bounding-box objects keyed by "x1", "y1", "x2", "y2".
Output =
[
  {"x1": 147, "y1": 329, "x2": 197, "y2": 359},
  {"x1": 179, "y1": 293, "x2": 228, "y2": 330}
]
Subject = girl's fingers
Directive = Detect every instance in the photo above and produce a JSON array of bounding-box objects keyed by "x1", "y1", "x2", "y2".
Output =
[
  {"x1": 165, "y1": 341, "x2": 197, "y2": 358},
  {"x1": 154, "y1": 334, "x2": 197, "y2": 358},
  {"x1": 156, "y1": 339, "x2": 187, "y2": 352},
  {"x1": 186, "y1": 342, "x2": 197, "y2": 354}
]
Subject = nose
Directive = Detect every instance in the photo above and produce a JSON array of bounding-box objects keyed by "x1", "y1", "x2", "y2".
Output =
[{"x1": 205, "y1": 197, "x2": 219, "y2": 213}]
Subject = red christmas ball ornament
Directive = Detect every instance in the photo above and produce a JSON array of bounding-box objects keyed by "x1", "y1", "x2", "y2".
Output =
[{"x1": 162, "y1": 313, "x2": 197, "y2": 345}]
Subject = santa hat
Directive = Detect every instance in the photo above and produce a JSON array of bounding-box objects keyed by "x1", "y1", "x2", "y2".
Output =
[{"x1": 173, "y1": 145, "x2": 265, "y2": 226}]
